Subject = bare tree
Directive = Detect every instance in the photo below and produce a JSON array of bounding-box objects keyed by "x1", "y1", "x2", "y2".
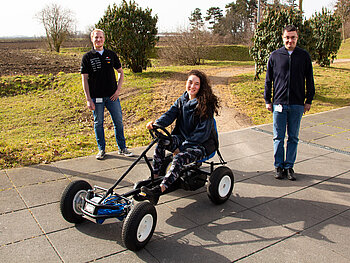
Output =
[
  {"x1": 159, "y1": 27, "x2": 214, "y2": 65},
  {"x1": 335, "y1": 0, "x2": 350, "y2": 42},
  {"x1": 36, "y1": 3, "x2": 76, "y2": 52}
]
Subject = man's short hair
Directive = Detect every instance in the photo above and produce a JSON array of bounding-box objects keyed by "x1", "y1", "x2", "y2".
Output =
[
  {"x1": 90, "y1": 29, "x2": 105, "y2": 38},
  {"x1": 283, "y1": 25, "x2": 297, "y2": 34}
]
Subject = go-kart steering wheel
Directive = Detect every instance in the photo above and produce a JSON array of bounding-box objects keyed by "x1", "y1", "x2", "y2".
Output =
[{"x1": 149, "y1": 124, "x2": 173, "y2": 146}]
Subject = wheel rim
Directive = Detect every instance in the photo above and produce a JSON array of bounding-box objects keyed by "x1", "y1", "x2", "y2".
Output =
[
  {"x1": 73, "y1": 190, "x2": 88, "y2": 215},
  {"x1": 218, "y1": 175, "x2": 232, "y2": 197},
  {"x1": 137, "y1": 214, "x2": 154, "y2": 242}
]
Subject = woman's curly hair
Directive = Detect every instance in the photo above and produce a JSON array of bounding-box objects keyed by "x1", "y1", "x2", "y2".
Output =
[{"x1": 188, "y1": 70, "x2": 220, "y2": 119}]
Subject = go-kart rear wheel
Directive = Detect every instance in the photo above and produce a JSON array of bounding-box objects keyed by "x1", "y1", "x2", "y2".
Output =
[
  {"x1": 122, "y1": 201, "x2": 157, "y2": 251},
  {"x1": 207, "y1": 166, "x2": 234, "y2": 204},
  {"x1": 60, "y1": 180, "x2": 92, "y2": 224}
]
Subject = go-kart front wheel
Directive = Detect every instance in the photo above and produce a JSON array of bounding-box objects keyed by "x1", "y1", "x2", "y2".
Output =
[
  {"x1": 207, "y1": 166, "x2": 234, "y2": 204},
  {"x1": 60, "y1": 180, "x2": 92, "y2": 224},
  {"x1": 122, "y1": 201, "x2": 157, "y2": 251}
]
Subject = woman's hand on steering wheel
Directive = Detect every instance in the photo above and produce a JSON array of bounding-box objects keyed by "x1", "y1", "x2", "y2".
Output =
[{"x1": 149, "y1": 123, "x2": 173, "y2": 146}]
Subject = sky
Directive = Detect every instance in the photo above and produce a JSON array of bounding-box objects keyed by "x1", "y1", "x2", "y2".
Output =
[{"x1": 1, "y1": 0, "x2": 337, "y2": 38}]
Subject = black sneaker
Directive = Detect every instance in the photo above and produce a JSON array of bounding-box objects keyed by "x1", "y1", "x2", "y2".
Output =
[
  {"x1": 140, "y1": 186, "x2": 161, "y2": 205},
  {"x1": 286, "y1": 168, "x2": 296, "y2": 181},
  {"x1": 274, "y1": 167, "x2": 284, "y2": 179}
]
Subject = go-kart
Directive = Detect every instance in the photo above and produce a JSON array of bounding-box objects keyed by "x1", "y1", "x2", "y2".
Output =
[{"x1": 60, "y1": 124, "x2": 234, "y2": 251}]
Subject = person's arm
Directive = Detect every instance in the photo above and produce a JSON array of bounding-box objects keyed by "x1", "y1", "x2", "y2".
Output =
[
  {"x1": 304, "y1": 53, "x2": 315, "y2": 114},
  {"x1": 264, "y1": 55, "x2": 274, "y2": 112},
  {"x1": 110, "y1": 67, "x2": 124, "y2": 101},
  {"x1": 155, "y1": 98, "x2": 180, "y2": 127},
  {"x1": 82, "y1": 74, "x2": 95, "y2": 110}
]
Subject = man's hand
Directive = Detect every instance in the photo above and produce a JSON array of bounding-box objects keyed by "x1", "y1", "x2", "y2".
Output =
[
  {"x1": 304, "y1": 103, "x2": 311, "y2": 114},
  {"x1": 146, "y1": 121, "x2": 155, "y2": 130},
  {"x1": 87, "y1": 99, "x2": 95, "y2": 110},
  {"x1": 110, "y1": 90, "x2": 120, "y2": 101},
  {"x1": 266, "y1": 103, "x2": 273, "y2": 112}
]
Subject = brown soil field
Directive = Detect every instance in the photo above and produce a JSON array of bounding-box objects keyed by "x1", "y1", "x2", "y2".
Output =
[{"x1": 0, "y1": 38, "x2": 90, "y2": 76}]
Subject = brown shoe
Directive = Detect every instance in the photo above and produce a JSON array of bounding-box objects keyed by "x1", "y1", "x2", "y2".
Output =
[{"x1": 286, "y1": 168, "x2": 296, "y2": 181}]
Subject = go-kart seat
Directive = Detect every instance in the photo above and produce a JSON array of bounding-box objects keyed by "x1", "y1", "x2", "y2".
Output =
[{"x1": 197, "y1": 119, "x2": 224, "y2": 164}]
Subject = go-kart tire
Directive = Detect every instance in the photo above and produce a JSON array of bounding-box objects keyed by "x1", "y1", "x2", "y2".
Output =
[
  {"x1": 60, "y1": 180, "x2": 92, "y2": 224},
  {"x1": 207, "y1": 166, "x2": 234, "y2": 205},
  {"x1": 122, "y1": 202, "x2": 157, "y2": 251}
]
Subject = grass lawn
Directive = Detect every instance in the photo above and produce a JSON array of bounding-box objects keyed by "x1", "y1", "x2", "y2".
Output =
[{"x1": 1, "y1": 41, "x2": 349, "y2": 169}]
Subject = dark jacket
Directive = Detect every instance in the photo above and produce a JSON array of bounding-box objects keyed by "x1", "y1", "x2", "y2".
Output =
[
  {"x1": 264, "y1": 46, "x2": 315, "y2": 105},
  {"x1": 155, "y1": 92, "x2": 215, "y2": 154}
]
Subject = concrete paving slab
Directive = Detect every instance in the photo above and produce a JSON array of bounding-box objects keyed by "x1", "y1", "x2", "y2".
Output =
[
  {"x1": 164, "y1": 192, "x2": 245, "y2": 225},
  {"x1": 146, "y1": 225, "x2": 232, "y2": 263},
  {"x1": 251, "y1": 196, "x2": 338, "y2": 232},
  {"x1": 30, "y1": 202, "x2": 75, "y2": 233},
  {"x1": 0, "y1": 209, "x2": 42, "y2": 246},
  {"x1": 48, "y1": 222, "x2": 125, "y2": 263},
  {"x1": 287, "y1": 172, "x2": 350, "y2": 214},
  {"x1": 153, "y1": 202, "x2": 199, "y2": 239},
  {"x1": 0, "y1": 236, "x2": 62, "y2": 262},
  {"x1": 301, "y1": 214, "x2": 350, "y2": 260},
  {"x1": 6, "y1": 164, "x2": 65, "y2": 187},
  {"x1": 313, "y1": 134, "x2": 350, "y2": 151},
  {"x1": 72, "y1": 168, "x2": 134, "y2": 190},
  {"x1": 16, "y1": 179, "x2": 70, "y2": 207},
  {"x1": 0, "y1": 170, "x2": 12, "y2": 190},
  {"x1": 238, "y1": 234, "x2": 350, "y2": 263},
  {"x1": 204, "y1": 209, "x2": 295, "y2": 261},
  {"x1": 0, "y1": 188, "x2": 26, "y2": 214},
  {"x1": 226, "y1": 157, "x2": 272, "y2": 182},
  {"x1": 54, "y1": 155, "x2": 121, "y2": 175},
  {"x1": 1, "y1": 106, "x2": 350, "y2": 262},
  {"x1": 232, "y1": 178, "x2": 300, "y2": 209},
  {"x1": 292, "y1": 154, "x2": 350, "y2": 180},
  {"x1": 94, "y1": 249, "x2": 157, "y2": 262}
]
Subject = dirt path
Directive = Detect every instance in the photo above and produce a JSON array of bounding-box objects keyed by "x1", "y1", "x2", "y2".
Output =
[
  {"x1": 153, "y1": 66, "x2": 255, "y2": 133},
  {"x1": 206, "y1": 67, "x2": 254, "y2": 132}
]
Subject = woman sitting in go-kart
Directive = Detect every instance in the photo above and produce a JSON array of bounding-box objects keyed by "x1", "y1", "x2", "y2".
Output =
[{"x1": 141, "y1": 70, "x2": 220, "y2": 201}]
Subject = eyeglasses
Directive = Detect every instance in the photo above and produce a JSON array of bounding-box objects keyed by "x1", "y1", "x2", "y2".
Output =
[{"x1": 283, "y1": 36, "x2": 298, "y2": 40}]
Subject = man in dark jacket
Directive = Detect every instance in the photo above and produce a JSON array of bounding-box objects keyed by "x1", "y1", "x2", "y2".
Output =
[{"x1": 264, "y1": 25, "x2": 315, "y2": 180}]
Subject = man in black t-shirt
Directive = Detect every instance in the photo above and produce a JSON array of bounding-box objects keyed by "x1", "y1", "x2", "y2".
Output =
[{"x1": 81, "y1": 29, "x2": 133, "y2": 159}]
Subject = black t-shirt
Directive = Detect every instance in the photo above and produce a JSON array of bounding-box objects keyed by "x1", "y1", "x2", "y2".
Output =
[{"x1": 80, "y1": 49, "x2": 122, "y2": 98}]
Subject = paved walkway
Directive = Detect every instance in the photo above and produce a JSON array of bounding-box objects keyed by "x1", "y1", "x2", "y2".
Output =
[{"x1": 1, "y1": 107, "x2": 350, "y2": 262}]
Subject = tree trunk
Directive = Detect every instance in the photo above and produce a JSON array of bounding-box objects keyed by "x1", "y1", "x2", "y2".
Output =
[{"x1": 299, "y1": 0, "x2": 303, "y2": 12}]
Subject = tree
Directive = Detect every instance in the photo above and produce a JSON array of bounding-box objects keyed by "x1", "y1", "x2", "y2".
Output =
[
  {"x1": 250, "y1": 6, "x2": 304, "y2": 79},
  {"x1": 36, "y1": 3, "x2": 75, "y2": 52},
  {"x1": 334, "y1": 0, "x2": 350, "y2": 42},
  {"x1": 96, "y1": 0, "x2": 158, "y2": 73},
  {"x1": 189, "y1": 8, "x2": 204, "y2": 30},
  {"x1": 216, "y1": 0, "x2": 257, "y2": 43},
  {"x1": 159, "y1": 28, "x2": 214, "y2": 65},
  {"x1": 309, "y1": 8, "x2": 342, "y2": 66},
  {"x1": 205, "y1": 7, "x2": 224, "y2": 33}
]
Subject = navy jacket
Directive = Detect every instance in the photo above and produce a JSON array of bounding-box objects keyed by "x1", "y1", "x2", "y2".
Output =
[
  {"x1": 264, "y1": 46, "x2": 315, "y2": 105},
  {"x1": 155, "y1": 92, "x2": 214, "y2": 153}
]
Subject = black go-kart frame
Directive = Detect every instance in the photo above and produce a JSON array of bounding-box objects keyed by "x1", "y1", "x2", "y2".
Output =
[{"x1": 60, "y1": 124, "x2": 234, "y2": 251}]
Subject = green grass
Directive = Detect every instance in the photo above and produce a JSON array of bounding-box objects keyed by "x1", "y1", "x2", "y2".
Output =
[
  {"x1": 337, "y1": 39, "x2": 350, "y2": 59},
  {"x1": 229, "y1": 63, "x2": 350, "y2": 125},
  {"x1": 1, "y1": 40, "x2": 349, "y2": 169}
]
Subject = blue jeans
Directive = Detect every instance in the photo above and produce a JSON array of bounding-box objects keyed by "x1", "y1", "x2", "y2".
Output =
[
  {"x1": 273, "y1": 104, "x2": 304, "y2": 169},
  {"x1": 92, "y1": 97, "x2": 126, "y2": 151}
]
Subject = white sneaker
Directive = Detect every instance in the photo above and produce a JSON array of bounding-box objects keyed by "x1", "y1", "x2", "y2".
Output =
[
  {"x1": 96, "y1": 150, "x2": 106, "y2": 160},
  {"x1": 118, "y1": 148, "x2": 133, "y2": 157}
]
